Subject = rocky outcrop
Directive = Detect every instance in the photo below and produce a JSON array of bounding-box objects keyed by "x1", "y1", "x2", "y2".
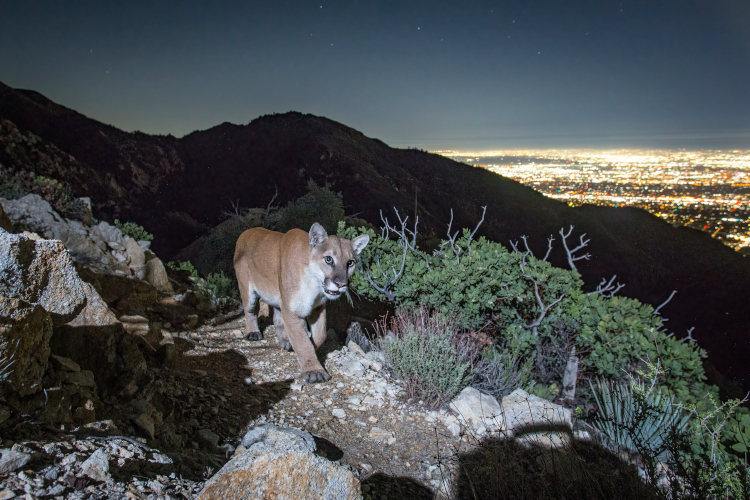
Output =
[
  {"x1": 198, "y1": 424, "x2": 361, "y2": 500},
  {"x1": 0, "y1": 231, "x2": 86, "y2": 326},
  {"x1": 0, "y1": 297, "x2": 53, "y2": 396},
  {"x1": 0, "y1": 194, "x2": 160, "y2": 280}
]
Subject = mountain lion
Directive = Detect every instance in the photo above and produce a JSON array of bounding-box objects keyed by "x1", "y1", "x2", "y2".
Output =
[{"x1": 234, "y1": 223, "x2": 369, "y2": 383}]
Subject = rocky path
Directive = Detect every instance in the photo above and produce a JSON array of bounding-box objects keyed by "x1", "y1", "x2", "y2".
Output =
[{"x1": 0, "y1": 315, "x2": 472, "y2": 499}]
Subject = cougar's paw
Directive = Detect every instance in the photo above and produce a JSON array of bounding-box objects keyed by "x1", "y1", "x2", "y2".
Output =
[
  {"x1": 278, "y1": 339, "x2": 293, "y2": 351},
  {"x1": 245, "y1": 331, "x2": 263, "y2": 341},
  {"x1": 301, "y1": 370, "x2": 331, "y2": 384}
]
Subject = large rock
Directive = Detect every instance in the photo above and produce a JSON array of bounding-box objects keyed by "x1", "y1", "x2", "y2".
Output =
[
  {"x1": 0, "y1": 296, "x2": 53, "y2": 396},
  {"x1": 197, "y1": 424, "x2": 361, "y2": 500},
  {"x1": 0, "y1": 196, "x2": 149, "y2": 277},
  {"x1": 0, "y1": 231, "x2": 87, "y2": 326},
  {"x1": 0, "y1": 449, "x2": 31, "y2": 474},
  {"x1": 144, "y1": 258, "x2": 173, "y2": 294},
  {"x1": 67, "y1": 282, "x2": 119, "y2": 327},
  {"x1": 500, "y1": 388, "x2": 573, "y2": 433},
  {"x1": 449, "y1": 386, "x2": 504, "y2": 436}
]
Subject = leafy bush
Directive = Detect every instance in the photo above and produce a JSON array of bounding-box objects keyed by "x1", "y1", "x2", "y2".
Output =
[
  {"x1": 472, "y1": 337, "x2": 534, "y2": 400},
  {"x1": 167, "y1": 261, "x2": 239, "y2": 310},
  {"x1": 202, "y1": 271, "x2": 240, "y2": 310},
  {"x1": 0, "y1": 166, "x2": 83, "y2": 219},
  {"x1": 167, "y1": 260, "x2": 200, "y2": 280},
  {"x1": 375, "y1": 307, "x2": 488, "y2": 408},
  {"x1": 114, "y1": 219, "x2": 154, "y2": 241},
  {"x1": 268, "y1": 180, "x2": 344, "y2": 234},
  {"x1": 338, "y1": 219, "x2": 710, "y2": 405}
]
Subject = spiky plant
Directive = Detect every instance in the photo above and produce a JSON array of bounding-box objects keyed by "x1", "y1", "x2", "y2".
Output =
[
  {"x1": 590, "y1": 375, "x2": 691, "y2": 461},
  {"x1": 0, "y1": 337, "x2": 18, "y2": 383}
]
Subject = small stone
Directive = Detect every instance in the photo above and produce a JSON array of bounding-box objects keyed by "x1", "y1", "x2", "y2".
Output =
[
  {"x1": 80, "y1": 448, "x2": 110, "y2": 482},
  {"x1": 360, "y1": 463, "x2": 373, "y2": 473},
  {"x1": 347, "y1": 341, "x2": 366, "y2": 357},
  {"x1": 243, "y1": 377, "x2": 253, "y2": 386},
  {"x1": 197, "y1": 429, "x2": 220, "y2": 451},
  {"x1": 290, "y1": 382, "x2": 303, "y2": 391},
  {"x1": 48, "y1": 354, "x2": 81, "y2": 372},
  {"x1": 332, "y1": 408, "x2": 346, "y2": 419},
  {"x1": 0, "y1": 449, "x2": 31, "y2": 474},
  {"x1": 0, "y1": 488, "x2": 16, "y2": 499},
  {"x1": 368, "y1": 416, "x2": 378, "y2": 423},
  {"x1": 387, "y1": 437, "x2": 397, "y2": 445}
]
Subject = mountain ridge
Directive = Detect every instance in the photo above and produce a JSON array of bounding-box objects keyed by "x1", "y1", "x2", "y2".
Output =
[{"x1": 1, "y1": 81, "x2": 748, "y2": 392}]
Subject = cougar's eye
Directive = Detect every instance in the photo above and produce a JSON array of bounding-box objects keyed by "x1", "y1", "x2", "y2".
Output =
[
  {"x1": 324, "y1": 256, "x2": 333, "y2": 265},
  {"x1": 347, "y1": 260, "x2": 355, "y2": 267}
]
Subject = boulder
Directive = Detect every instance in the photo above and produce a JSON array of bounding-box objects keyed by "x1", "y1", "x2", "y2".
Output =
[
  {"x1": 67, "y1": 282, "x2": 119, "y2": 327},
  {"x1": 49, "y1": 354, "x2": 81, "y2": 372},
  {"x1": 0, "y1": 231, "x2": 87, "y2": 326},
  {"x1": 197, "y1": 424, "x2": 361, "y2": 500},
  {"x1": 0, "y1": 296, "x2": 53, "y2": 396},
  {"x1": 144, "y1": 258, "x2": 173, "y2": 294},
  {"x1": 449, "y1": 386, "x2": 504, "y2": 436},
  {"x1": 123, "y1": 236, "x2": 146, "y2": 278},
  {"x1": 500, "y1": 388, "x2": 573, "y2": 433}
]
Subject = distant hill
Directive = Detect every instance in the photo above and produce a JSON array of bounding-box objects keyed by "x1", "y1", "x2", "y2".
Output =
[{"x1": 1, "y1": 80, "x2": 749, "y2": 393}]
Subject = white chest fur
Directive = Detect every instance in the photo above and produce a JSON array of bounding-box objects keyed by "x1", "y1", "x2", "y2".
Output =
[{"x1": 288, "y1": 266, "x2": 327, "y2": 317}]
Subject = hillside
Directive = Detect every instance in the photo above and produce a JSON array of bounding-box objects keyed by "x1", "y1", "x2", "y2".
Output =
[{"x1": 1, "y1": 81, "x2": 749, "y2": 392}]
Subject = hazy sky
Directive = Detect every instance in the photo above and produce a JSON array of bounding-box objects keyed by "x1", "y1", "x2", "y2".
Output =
[{"x1": 2, "y1": 0, "x2": 749, "y2": 149}]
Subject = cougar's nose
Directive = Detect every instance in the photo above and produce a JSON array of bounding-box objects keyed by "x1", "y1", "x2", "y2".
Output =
[{"x1": 335, "y1": 281, "x2": 346, "y2": 288}]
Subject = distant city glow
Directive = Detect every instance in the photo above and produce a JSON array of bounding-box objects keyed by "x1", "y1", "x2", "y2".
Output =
[{"x1": 435, "y1": 149, "x2": 750, "y2": 254}]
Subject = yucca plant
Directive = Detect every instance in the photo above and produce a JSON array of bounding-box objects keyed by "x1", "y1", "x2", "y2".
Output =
[
  {"x1": 590, "y1": 362, "x2": 691, "y2": 462},
  {"x1": 0, "y1": 337, "x2": 18, "y2": 383}
]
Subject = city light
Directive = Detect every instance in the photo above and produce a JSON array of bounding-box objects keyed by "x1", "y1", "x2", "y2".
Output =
[{"x1": 435, "y1": 149, "x2": 750, "y2": 254}]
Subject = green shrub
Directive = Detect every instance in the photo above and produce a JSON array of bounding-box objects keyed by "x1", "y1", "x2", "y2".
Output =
[
  {"x1": 114, "y1": 219, "x2": 154, "y2": 241},
  {"x1": 167, "y1": 260, "x2": 200, "y2": 280},
  {"x1": 0, "y1": 166, "x2": 83, "y2": 219},
  {"x1": 202, "y1": 271, "x2": 240, "y2": 310},
  {"x1": 167, "y1": 261, "x2": 239, "y2": 310},
  {"x1": 376, "y1": 307, "x2": 487, "y2": 408},
  {"x1": 268, "y1": 180, "x2": 344, "y2": 234},
  {"x1": 338, "y1": 220, "x2": 710, "y2": 405}
]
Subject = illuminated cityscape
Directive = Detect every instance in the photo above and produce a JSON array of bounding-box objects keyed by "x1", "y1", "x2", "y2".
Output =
[{"x1": 436, "y1": 150, "x2": 750, "y2": 255}]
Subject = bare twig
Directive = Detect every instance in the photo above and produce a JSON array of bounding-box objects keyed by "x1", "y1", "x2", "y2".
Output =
[
  {"x1": 588, "y1": 275, "x2": 625, "y2": 298},
  {"x1": 358, "y1": 240, "x2": 408, "y2": 303},
  {"x1": 520, "y1": 235, "x2": 534, "y2": 257},
  {"x1": 653, "y1": 290, "x2": 677, "y2": 316},
  {"x1": 519, "y1": 253, "x2": 565, "y2": 335},
  {"x1": 559, "y1": 225, "x2": 591, "y2": 272},
  {"x1": 445, "y1": 209, "x2": 461, "y2": 262},
  {"x1": 681, "y1": 327, "x2": 697, "y2": 344},
  {"x1": 509, "y1": 240, "x2": 520, "y2": 254},
  {"x1": 465, "y1": 206, "x2": 487, "y2": 252},
  {"x1": 379, "y1": 208, "x2": 432, "y2": 269},
  {"x1": 264, "y1": 185, "x2": 279, "y2": 218},
  {"x1": 542, "y1": 235, "x2": 555, "y2": 261}
]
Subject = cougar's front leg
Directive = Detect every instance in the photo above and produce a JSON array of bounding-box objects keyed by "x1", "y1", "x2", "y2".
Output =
[
  {"x1": 309, "y1": 305, "x2": 328, "y2": 349},
  {"x1": 281, "y1": 307, "x2": 330, "y2": 383},
  {"x1": 273, "y1": 307, "x2": 292, "y2": 351},
  {"x1": 238, "y1": 282, "x2": 263, "y2": 341}
]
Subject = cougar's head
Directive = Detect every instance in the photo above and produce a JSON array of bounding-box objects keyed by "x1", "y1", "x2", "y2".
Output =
[{"x1": 309, "y1": 222, "x2": 369, "y2": 300}]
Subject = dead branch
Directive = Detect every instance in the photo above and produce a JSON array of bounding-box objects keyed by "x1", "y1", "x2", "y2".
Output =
[
  {"x1": 653, "y1": 290, "x2": 677, "y2": 316},
  {"x1": 588, "y1": 275, "x2": 625, "y2": 298},
  {"x1": 519, "y1": 253, "x2": 565, "y2": 336},
  {"x1": 559, "y1": 225, "x2": 591, "y2": 272},
  {"x1": 380, "y1": 208, "x2": 432, "y2": 269}
]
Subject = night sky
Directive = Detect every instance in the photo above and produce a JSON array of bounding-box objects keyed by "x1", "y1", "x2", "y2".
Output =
[{"x1": 2, "y1": 0, "x2": 749, "y2": 149}]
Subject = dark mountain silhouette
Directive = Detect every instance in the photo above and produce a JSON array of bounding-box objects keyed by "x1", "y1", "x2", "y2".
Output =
[{"x1": 1, "y1": 81, "x2": 748, "y2": 393}]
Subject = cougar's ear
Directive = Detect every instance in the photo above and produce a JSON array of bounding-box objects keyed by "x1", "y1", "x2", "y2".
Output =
[
  {"x1": 351, "y1": 234, "x2": 370, "y2": 256},
  {"x1": 309, "y1": 223, "x2": 328, "y2": 247}
]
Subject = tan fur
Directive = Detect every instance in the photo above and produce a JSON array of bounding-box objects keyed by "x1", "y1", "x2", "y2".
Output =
[{"x1": 234, "y1": 223, "x2": 369, "y2": 383}]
